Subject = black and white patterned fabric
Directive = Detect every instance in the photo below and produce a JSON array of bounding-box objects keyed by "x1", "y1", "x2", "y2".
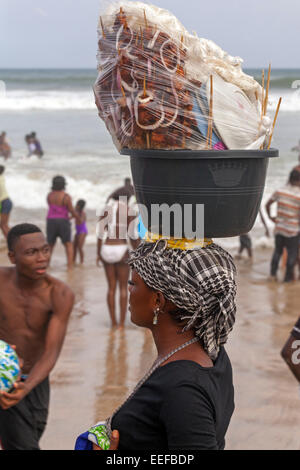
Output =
[{"x1": 129, "y1": 240, "x2": 237, "y2": 361}]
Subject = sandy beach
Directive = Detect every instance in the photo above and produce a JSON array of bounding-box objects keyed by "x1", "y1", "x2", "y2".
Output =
[{"x1": 1, "y1": 234, "x2": 299, "y2": 451}]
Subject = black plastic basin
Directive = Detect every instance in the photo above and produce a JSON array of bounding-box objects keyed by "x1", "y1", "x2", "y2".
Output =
[{"x1": 121, "y1": 148, "x2": 279, "y2": 238}]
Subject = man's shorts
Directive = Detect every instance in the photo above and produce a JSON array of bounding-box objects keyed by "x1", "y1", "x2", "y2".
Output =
[
  {"x1": 0, "y1": 377, "x2": 49, "y2": 450},
  {"x1": 46, "y1": 218, "x2": 71, "y2": 245},
  {"x1": 0, "y1": 198, "x2": 13, "y2": 214}
]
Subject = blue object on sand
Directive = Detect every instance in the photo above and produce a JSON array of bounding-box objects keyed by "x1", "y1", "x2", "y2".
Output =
[{"x1": 138, "y1": 214, "x2": 147, "y2": 239}]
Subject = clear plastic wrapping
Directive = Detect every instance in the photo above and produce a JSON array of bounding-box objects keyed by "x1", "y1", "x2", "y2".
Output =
[{"x1": 94, "y1": 1, "x2": 274, "y2": 151}]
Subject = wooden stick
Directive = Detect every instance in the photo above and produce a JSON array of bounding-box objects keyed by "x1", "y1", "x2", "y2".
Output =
[
  {"x1": 210, "y1": 75, "x2": 214, "y2": 149},
  {"x1": 100, "y1": 17, "x2": 106, "y2": 39},
  {"x1": 120, "y1": 7, "x2": 128, "y2": 29},
  {"x1": 259, "y1": 70, "x2": 265, "y2": 148},
  {"x1": 267, "y1": 97, "x2": 282, "y2": 149},
  {"x1": 144, "y1": 9, "x2": 148, "y2": 28},
  {"x1": 121, "y1": 85, "x2": 126, "y2": 99},
  {"x1": 264, "y1": 63, "x2": 271, "y2": 115},
  {"x1": 261, "y1": 69, "x2": 265, "y2": 117},
  {"x1": 140, "y1": 26, "x2": 144, "y2": 49},
  {"x1": 143, "y1": 74, "x2": 147, "y2": 98},
  {"x1": 146, "y1": 132, "x2": 150, "y2": 149},
  {"x1": 206, "y1": 75, "x2": 213, "y2": 149}
]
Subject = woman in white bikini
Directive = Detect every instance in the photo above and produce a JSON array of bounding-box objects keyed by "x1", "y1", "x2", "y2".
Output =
[{"x1": 97, "y1": 192, "x2": 137, "y2": 328}]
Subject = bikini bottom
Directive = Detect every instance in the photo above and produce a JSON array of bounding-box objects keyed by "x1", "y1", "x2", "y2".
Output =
[{"x1": 100, "y1": 244, "x2": 128, "y2": 264}]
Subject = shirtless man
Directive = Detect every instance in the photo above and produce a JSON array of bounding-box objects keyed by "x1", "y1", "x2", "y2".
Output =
[{"x1": 0, "y1": 223, "x2": 75, "y2": 450}]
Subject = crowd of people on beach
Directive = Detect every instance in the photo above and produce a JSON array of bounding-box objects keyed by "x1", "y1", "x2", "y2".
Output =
[{"x1": 0, "y1": 141, "x2": 300, "y2": 450}]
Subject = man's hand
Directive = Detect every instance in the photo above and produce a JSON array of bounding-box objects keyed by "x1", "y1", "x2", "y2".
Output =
[
  {"x1": 92, "y1": 430, "x2": 120, "y2": 450},
  {"x1": 0, "y1": 381, "x2": 29, "y2": 410}
]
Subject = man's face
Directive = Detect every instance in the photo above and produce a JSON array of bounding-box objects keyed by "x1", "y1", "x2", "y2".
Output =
[{"x1": 9, "y1": 232, "x2": 51, "y2": 280}]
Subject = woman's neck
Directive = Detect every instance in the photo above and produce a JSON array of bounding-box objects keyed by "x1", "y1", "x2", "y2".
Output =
[
  {"x1": 151, "y1": 324, "x2": 213, "y2": 368},
  {"x1": 152, "y1": 327, "x2": 195, "y2": 359}
]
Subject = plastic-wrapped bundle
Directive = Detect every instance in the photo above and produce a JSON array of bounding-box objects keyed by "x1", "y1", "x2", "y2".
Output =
[{"x1": 94, "y1": 1, "x2": 273, "y2": 151}]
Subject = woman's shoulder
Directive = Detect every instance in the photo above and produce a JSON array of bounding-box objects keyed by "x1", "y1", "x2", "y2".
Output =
[
  {"x1": 152, "y1": 348, "x2": 231, "y2": 385},
  {"x1": 149, "y1": 361, "x2": 210, "y2": 393}
]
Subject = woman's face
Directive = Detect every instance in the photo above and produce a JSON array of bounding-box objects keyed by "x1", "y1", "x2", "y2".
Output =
[{"x1": 128, "y1": 270, "x2": 156, "y2": 327}]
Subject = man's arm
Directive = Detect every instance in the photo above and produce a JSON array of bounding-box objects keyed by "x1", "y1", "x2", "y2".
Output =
[
  {"x1": 65, "y1": 194, "x2": 80, "y2": 222},
  {"x1": 265, "y1": 194, "x2": 277, "y2": 223},
  {"x1": 259, "y1": 209, "x2": 270, "y2": 237},
  {"x1": 0, "y1": 282, "x2": 75, "y2": 409}
]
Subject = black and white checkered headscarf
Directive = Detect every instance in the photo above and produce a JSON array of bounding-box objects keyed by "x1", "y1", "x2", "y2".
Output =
[{"x1": 129, "y1": 240, "x2": 237, "y2": 361}]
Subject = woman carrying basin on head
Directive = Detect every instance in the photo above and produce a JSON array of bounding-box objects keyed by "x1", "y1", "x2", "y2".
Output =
[{"x1": 77, "y1": 238, "x2": 237, "y2": 450}]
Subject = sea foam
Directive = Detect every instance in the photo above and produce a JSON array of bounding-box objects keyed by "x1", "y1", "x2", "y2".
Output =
[{"x1": 1, "y1": 89, "x2": 300, "y2": 112}]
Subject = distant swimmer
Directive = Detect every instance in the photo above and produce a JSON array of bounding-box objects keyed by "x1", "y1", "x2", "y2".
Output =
[
  {"x1": 0, "y1": 132, "x2": 11, "y2": 160},
  {"x1": 25, "y1": 132, "x2": 43, "y2": 158},
  {"x1": 291, "y1": 140, "x2": 300, "y2": 163},
  {"x1": 0, "y1": 223, "x2": 75, "y2": 450},
  {"x1": 106, "y1": 177, "x2": 135, "y2": 202},
  {"x1": 25, "y1": 134, "x2": 35, "y2": 158},
  {"x1": 73, "y1": 199, "x2": 88, "y2": 265},
  {"x1": 30, "y1": 132, "x2": 43, "y2": 158}
]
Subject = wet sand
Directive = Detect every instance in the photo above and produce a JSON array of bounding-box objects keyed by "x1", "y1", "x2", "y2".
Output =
[{"x1": 0, "y1": 239, "x2": 299, "y2": 450}]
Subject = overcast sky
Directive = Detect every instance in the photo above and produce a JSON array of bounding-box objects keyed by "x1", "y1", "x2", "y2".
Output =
[{"x1": 1, "y1": 0, "x2": 300, "y2": 69}]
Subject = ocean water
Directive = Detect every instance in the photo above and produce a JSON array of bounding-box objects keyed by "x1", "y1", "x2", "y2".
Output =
[{"x1": 0, "y1": 68, "x2": 300, "y2": 248}]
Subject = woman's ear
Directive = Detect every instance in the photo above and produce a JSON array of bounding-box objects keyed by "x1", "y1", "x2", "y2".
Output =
[{"x1": 154, "y1": 291, "x2": 167, "y2": 312}]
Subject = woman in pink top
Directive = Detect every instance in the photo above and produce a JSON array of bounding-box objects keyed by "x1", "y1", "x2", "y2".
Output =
[{"x1": 46, "y1": 175, "x2": 78, "y2": 269}]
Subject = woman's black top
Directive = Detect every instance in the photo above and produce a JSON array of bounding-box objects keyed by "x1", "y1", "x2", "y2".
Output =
[{"x1": 111, "y1": 346, "x2": 234, "y2": 450}]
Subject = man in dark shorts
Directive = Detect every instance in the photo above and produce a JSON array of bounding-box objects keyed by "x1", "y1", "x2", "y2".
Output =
[
  {"x1": 266, "y1": 168, "x2": 300, "y2": 282},
  {"x1": 281, "y1": 317, "x2": 300, "y2": 384},
  {"x1": 0, "y1": 223, "x2": 75, "y2": 450}
]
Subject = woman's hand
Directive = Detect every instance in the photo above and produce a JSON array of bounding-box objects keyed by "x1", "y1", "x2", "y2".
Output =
[{"x1": 92, "y1": 430, "x2": 119, "y2": 450}]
